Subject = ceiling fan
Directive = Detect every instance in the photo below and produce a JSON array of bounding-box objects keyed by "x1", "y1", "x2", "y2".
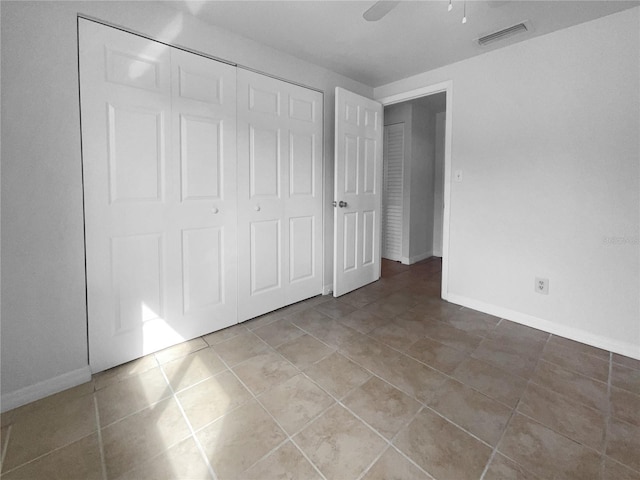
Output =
[{"x1": 362, "y1": 1, "x2": 400, "y2": 21}]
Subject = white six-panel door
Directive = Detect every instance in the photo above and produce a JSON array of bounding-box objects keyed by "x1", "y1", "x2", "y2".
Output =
[
  {"x1": 236, "y1": 69, "x2": 323, "y2": 321},
  {"x1": 333, "y1": 88, "x2": 384, "y2": 297},
  {"x1": 80, "y1": 19, "x2": 237, "y2": 372}
]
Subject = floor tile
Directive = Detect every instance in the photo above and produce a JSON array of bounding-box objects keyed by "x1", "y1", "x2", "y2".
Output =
[
  {"x1": 338, "y1": 309, "x2": 388, "y2": 334},
  {"x1": 242, "y1": 441, "x2": 322, "y2": 480},
  {"x1": 176, "y1": 370, "x2": 253, "y2": 431},
  {"x1": 259, "y1": 374, "x2": 334, "y2": 435},
  {"x1": 394, "y1": 408, "x2": 493, "y2": 480},
  {"x1": 197, "y1": 399, "x2": 287, "y2": 479},
  {"x1": 115, "y1": 436, "x2": 212, "y2": 480},
  {"x1": 421, "y1": 320, "x2": 483, "y2": 352},
  {"x1": 482, "y1": 453, "x2": 542, "y2": 480},
  {"x1": 161, "y1": 347, "x2": 226, "y2": 392},
  {"x1": 607, "y1": 417, "x2": 640, "y2": 472},
  {"x1": 541, "y1": 341, "x2": 609, "y2": 382},
  {"x1": 547, "y1": 334, "x2": 609, "y2": 360},
  {"x1": 277, "y1": 334, "x2": 334, "y2": 370},
  {"x1": 441, "y1": 308, "x2": 500, "y2": 337},
  {"x1": 472, "y1": 338, "x2": 541, "y2": 378},
  {"x1": 2, "y1": 392, "x2": 96, "y2": 472},
  {"x1": 102, "y1": 397, "x2": 191, "y2": 479},
  {"x1": 339, "y1": 335, "x2": 400, "y2": 374},
  {"x1": 374, "y1": 353, "x2": 448, "y2": 404},
  {"x1": 343, "y1": 377, "x2": 421, "y2": 440},
  {"x1": 314, "y1": 299, "x2": 358, "y2": 319},
  {"x1": 498, "y1": 413, "x2": 602, "y2": 480},
  {"x1": 337, "y1": 289, "x2": 379, "y2": 309},
  {"x1": 490, "y1": 320, "x2": 550, "y2": 344},
  {"x1": 202, "y1": 323, "x2": 248, "y2": 346},
  {"x1": 362, "y1": 299, "x2": 412, "y2": 318},
  {"x1": 1, "y1": 433, "x2": 102, "y2": 480},
  {"x1": 288, "y1": 307, "x2": 332, "y2": 329},
  {"x1": 613, "y1": 354, "x2": 640, "y2": 371},
  {"x1": 94, "y1": 355, "x2": 158, "y2": 390},
  {"x1": 303, "y1": 294, "x2": 333, "y2": 308},
  {"x1": 212, "y1": 331, "x2": 271, "y2": 366},
  {"x1": 253, "y1": 318, "x2": 305, "y2": 348},
  {"x1": 405, "y1": 337, "x2": 468, "y2": 374},
  {"x1": 232, "y1": 350, "x2": 299, "y2": 395},
  {"x1": 612, "y1": 362, "x2": 640, "y2": 395},
  {"x1": 427, "y1": 378, "x2": 513, "y2": 446},
  {"x1": 294, "y1": 404, "x2": 387, "y2": 480},
  {"x1": 296, "y1": 318, "x2": 360, "y2": 348},
  {"x1": 517, "y1": 382, "x2": 606, "y2": 451},
  {"x1": 452, "y1": 357, "x2": 528, "y2": 407},
  {"x1": 155, "y1": 338, "x2": 208, "y2": 364},
  {"x1": 361, "y1": 447, "x2": 431, "y2": 480},
  {"x1": 97, "y1": 367, "x2": 171, "y2": 426},
  {"x1": 304, "y1": 352, "x2": 371, "y2": 398},
  {"x1": 610, "y1": 386, "x2": 640, "y2": 426},
  {"x1": 604, "y1": 456, "x2": 640, "y2": 480},
  {"x1": 409, "y1": 298, "x2": 461, "y2": 319},
  {"x1": 369, "y1": 319, "x2": 420, "y2": 350},
  {"x1": 530, "y1": 360, "x2": 608, "y2": 412}
]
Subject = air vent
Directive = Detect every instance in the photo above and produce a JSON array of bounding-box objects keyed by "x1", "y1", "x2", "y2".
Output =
[{"x1": 477, "y1": 22, "x2": 530, "y2": 46}]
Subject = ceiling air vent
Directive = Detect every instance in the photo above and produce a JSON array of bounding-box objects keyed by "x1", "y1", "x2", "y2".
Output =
[{"x1": 477, "y1": 21, "x2": 530, "y2": 46}]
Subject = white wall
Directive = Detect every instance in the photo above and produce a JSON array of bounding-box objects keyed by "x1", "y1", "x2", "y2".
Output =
[
  {"x1": 0, "y1": 0, "x2": 372, "y2": 408},
  {"x1": 409, "y1": 104, "x2": 435, "y2": 262},
  {"x1": 375, "y1": 8, "x2": 640, "y2": 358}
]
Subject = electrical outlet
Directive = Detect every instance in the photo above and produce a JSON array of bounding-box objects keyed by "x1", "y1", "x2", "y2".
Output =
[{"x1": 535, "y1": 277, "x2": 549, "y2": 295}]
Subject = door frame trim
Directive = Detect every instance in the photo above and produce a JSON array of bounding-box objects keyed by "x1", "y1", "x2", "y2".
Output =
[{"x1": 376, "y1": 81, "x2": 453, "y2": 301}]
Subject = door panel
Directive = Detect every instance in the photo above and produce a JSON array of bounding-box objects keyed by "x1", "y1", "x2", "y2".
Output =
[
  {"x1": 333, "y1": 88, "x2": 383, "y2": 297},
  {"x1": 237, "y1": 69, "x2": 323, "y2": 321},
  {"x1": 80, "y1": 19, "x2": 237, "y2": 372},
  {"x1": 382, "y1": 123, "x2": 404, "y2": 261}
]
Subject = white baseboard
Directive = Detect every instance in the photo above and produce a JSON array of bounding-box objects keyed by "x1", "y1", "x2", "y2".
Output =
[
  {"x1": 400, "y1": 252, "x2": 433, "y2": 265},
  {"x1": 447, "y1": 293, "x2": 640, "y2": 361},
  {"x1": 322, "y1": 284, "x2": 333, "y2": 296},
  {"x1": 1, "y1": 366, "x2": 92, "y2": 413}
]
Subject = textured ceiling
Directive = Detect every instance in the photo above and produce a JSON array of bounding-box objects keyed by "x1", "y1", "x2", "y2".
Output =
[{"x1": 166, "y1": 1, "x2": 639, "y2": 87}]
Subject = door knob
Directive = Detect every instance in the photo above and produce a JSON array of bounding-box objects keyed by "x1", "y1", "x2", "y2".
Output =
[
  {"x1": 254, "y1": 205, "x2": 261, "y2": 211},
  {"x1": 211, "y1": 207, "x2": 219, "y2": 214},
  {"x1": 339, "y1": 200, "x2": 348, "y2": 208}
]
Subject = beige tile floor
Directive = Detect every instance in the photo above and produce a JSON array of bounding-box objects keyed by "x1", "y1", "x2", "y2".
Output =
[{"x1": 2, "y1": 258, "x2": 640, "y2": 479}]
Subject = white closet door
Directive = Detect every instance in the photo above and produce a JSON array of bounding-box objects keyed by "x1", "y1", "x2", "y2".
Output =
[
  {"x1": 382, "y1": 123, "x2": 404, "y2": 261},
  {"x1": 236, "y1": 69, "x2": 323, "y2": 321},
  {"x1": 80, "y1": 19, "x2": 237, "y2": 372}
]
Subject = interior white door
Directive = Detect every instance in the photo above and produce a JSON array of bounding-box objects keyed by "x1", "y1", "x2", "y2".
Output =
[
  {"x1": 236, "y1": 69, "x2": 323, "y2": 321},
  {"x1": 80, "y1": 19, "x2": 237, "y2": 372},
  {"x1": 333, "y1": 88, "x2": 383, "y2": 297},
  {"x1": 382, "y1": 123, "x2": 404, "y2": 261}
]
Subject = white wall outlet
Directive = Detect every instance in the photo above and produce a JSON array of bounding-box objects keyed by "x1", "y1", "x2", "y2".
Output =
[
  {"x1": 454, "y1": 170, "x2": 463, "y2": 182},
  {"x1": 535, "y1": 277, "x2": 549, "y2": 295}
]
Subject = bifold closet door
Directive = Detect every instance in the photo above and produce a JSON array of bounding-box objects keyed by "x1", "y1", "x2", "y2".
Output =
[
  {"x1": 236, "y1": 69, "x2": 323, "y2": 321},
  {"x1": 80, "y1": 19, "x2": 237, "y2": 372}
]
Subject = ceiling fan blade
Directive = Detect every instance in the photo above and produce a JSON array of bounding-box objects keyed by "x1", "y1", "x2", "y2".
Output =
[{"x1": 363, "y1": 1, "x2": 400, "y2": 21}]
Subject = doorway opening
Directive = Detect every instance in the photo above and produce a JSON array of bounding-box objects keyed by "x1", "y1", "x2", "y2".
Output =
[{"x1": 377, "y1": 82, "x2": 453, "y2": 300}]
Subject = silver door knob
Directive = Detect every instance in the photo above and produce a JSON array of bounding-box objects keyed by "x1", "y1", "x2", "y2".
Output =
[
  {"x1": 338, "y1": 200, "x2": 348, "y2": 208},
  {"x1": 211, "y1": 207, "x2": 219, "y2": 214},
  {"x1": 254, "y1": 205, "x2": 261, "y2": 211}
]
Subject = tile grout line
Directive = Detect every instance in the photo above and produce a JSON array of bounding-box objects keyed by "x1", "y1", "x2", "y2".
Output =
[
  {"x1": 601, "y1": 351, "x2": 613, "y2": 479},
  {"x1": 93, "y1": 395, "x2": 108, "y2": 480},
  {"x1": 216, "y1": 352, "x2": 329, "y2": 480},
  {"x1": 157, "y1": 366, "x2": 219, "y2": 480},
  {"x1": 479, "y1": 331, "x2": 552, "y2": 480},
  {"x1": 0, "y1": 424, "x2": 12, "y2": 472}
]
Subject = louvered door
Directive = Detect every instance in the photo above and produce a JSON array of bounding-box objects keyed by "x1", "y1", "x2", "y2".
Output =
[{"x1": 382, "y1": 123, "x2": 404, "y2": 261}]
